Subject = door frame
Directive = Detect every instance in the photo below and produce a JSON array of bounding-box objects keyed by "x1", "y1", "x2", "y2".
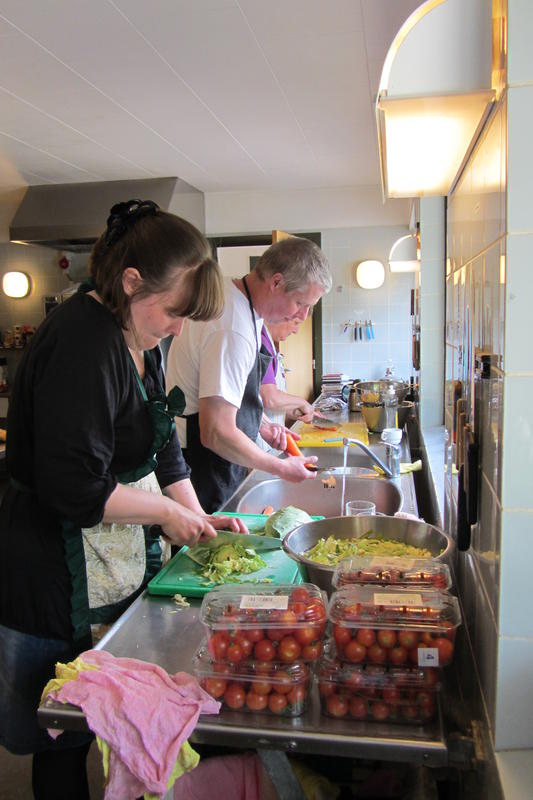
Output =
[{"x1": 208, "y1": 232, "x2": 323, "y2": 397}]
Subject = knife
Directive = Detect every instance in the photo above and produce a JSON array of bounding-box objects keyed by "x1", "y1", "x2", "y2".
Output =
[{"x1": 184, "y1": 530, "x2": 282, "y2": 565}]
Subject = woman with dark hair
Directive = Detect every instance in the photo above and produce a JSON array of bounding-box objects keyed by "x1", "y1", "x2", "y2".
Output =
[{"x1": 0, "y1": 199, "x2": 244, "y2": 799}]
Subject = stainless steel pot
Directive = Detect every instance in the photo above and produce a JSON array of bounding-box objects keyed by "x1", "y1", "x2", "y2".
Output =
[{"x1": 282, "y1": 515, "x2": 454, "y2": 595}]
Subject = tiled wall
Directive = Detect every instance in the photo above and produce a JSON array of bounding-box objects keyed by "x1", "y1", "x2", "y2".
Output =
[
  {"x1": 321, "y1": 226, "x2": 416, "y2": 383},
  {"x1": 446, "y1": 93, "x2": 505, "y2": 746},
  {"x1": 446, "y1": 0, "x2": 533, "y2": 753}
]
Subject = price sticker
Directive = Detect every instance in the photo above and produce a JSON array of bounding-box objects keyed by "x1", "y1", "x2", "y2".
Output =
[
  {"x1": 369, "y1": 558, "x2": 415, "y2": 570},
  {"x1": 373, "y1": 592, "x2": 423, "y2": 606},
  {"x1": 240, "y1": 594, "x2": 289, "y2": 610},
  {"x1": 418, "y1": 647, "x2": 439, "y2": 667}
]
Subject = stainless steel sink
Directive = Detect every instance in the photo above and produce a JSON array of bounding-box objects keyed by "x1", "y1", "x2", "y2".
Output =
[
  {"x1": 300, "y1": 444, "x2": 389, "y2": 469},
  {"x1": 236, "y1": 476, "x2": 403, "y2": 518}
]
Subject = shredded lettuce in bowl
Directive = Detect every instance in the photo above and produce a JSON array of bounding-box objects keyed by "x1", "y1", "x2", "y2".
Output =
[{"x1": 305, "y1": 534, "x2": 432, "y2": 565}]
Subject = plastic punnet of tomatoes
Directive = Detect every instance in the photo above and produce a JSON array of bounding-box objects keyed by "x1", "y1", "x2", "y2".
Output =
[
  {"x1": 193, "y1": 644, "x2": 311, "y2": 716},
  {"x1": 199, "y1": 584, "x2": 327, "y2": 666},
  {"x1": 316, "y1": 654, "x2": 442, "y2": 724},
  {"x1": 327, "y1": 585, "x2": 461, "y2": 669},
  {"x1": 332, "y1": 556, "x2": 452, "y2": 591}
]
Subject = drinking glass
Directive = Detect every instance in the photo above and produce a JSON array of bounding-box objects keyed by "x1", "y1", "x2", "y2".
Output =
[{"x1": 345, "y1": 500, "x2": 376, "y2": 516}]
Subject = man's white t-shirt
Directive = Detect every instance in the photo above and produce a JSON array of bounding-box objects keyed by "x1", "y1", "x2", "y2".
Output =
[{"x1": 166, "y1": 279, "x2": 264, "y2": 448}]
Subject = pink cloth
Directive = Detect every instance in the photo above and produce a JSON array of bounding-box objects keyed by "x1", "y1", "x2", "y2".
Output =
[
  {"x1": 46, "y1": 649, "x2": 220, "y2": 799},
  {"x1": 173, "y1": 753, "x2": 263, "y2": 800}
]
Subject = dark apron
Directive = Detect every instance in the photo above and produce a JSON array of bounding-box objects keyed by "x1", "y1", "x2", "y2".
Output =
[
  {"x1": 63, "y1": 348, "x2": 186, "y2": 644},
  {"x1": 184, "y1": 276, "x2": 272, "y2": 513}
]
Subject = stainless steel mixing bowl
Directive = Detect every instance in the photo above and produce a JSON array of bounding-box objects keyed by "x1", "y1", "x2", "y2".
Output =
[
  {"x1": 354, "y1": 379, "x2": 410, "y2": 403},
  {"x1": 282, "y1": 515, "x2": 454, "y2": 595}
]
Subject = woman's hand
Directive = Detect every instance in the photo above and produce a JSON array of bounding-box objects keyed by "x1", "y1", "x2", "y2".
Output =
[{"x1": 160, "y1": 502, "x2": 218, "y2": 546}]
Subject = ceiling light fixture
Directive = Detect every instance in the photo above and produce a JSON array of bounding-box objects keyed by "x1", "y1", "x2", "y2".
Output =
[
  {"x1": 388, "y1": 234, "x2": 420, "y2": 273},
  {"x1": 376, "y1": 0, "x2": 495, "y2": 198},
  {"x1": 2, "y1": 271, "x2": 31, "y2": 298},
  {"x1": 356, "y1": 260, "x2": 385, "y2": 289}
]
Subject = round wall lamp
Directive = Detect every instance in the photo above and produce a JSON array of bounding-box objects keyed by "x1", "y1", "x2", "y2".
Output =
[
  {"x1": 355, "y1": 260, "x2": 385, "y2": 290},
  {"x1": 2, "y1": 271, "x2": 31, "y2": 298}
]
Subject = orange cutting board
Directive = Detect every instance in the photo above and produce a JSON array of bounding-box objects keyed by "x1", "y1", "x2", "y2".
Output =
[{"x1": 293, "y1": 420, "x2": 368, "y2": 447}]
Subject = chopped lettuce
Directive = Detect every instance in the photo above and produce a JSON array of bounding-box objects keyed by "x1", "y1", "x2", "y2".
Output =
[
  {"x1": 264, "y1": 506, "x2": 313, "y2": 538},
  {"x1": 305, "y1": 534, "x2": 432, "y2": 565},
  {"x1": 187, "y1": 541, "x2": 267, "y2": 584}
]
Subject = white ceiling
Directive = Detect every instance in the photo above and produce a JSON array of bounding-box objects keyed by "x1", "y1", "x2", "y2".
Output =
[{"x1": 0, "y1": 0, "x2": 422, "y2": 194}]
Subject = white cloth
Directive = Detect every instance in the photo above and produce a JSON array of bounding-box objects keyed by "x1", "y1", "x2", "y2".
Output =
[{"x1": 166, "y1": 279, "x2": 264, "y2": 448}]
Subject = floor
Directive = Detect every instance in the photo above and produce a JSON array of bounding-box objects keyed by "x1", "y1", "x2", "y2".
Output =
[{"x1": 0, "y1": 742, "x2": 105, "y2": 800}]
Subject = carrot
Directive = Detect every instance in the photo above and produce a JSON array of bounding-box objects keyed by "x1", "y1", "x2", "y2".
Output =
[
  {"x1": 284, "y1": 432, "x2": 303, "y2": 457},
  {"x1": 262, "y1": 505, "x2": 275, "y2": 516}
]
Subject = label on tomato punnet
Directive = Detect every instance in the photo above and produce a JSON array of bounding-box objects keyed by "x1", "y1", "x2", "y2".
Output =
[
  {"x1": 239, "y1": 594, "x2": 289, "y2": 610},
  {"x1": 373, "y1": 592, "x2": 423, "y2": 606},
  {"x1": 418, "y1": 647, "x2": 439, "y2": 667},
  {"x1": 369, "y1": 558, "x2": 415, "y2": 570}
]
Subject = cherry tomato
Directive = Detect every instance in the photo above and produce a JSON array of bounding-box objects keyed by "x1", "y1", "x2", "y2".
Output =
[
  {"x1": 268, "y1": 693, "x2": 288, "y2": 714},
  {"x1": 344, "y1": 640, "x2": 367, "y2": 664},
  {"x1": 402, "y1": 704, "x2": 419, "y2": 721},
  {"x1": 349, "y1": 696, "x2": 368, "y2": 720},
  {"x1": 416, "y1": 690, "x2": 435, "y2": 712},
  {"x1": 333, "y1": 625, "x2": 352, "y2": 647},
  {"x1": 319, "y1": 681, "x2": 335, "y2": 697},
  {"x1": 287, "y1": 685, "x2": 307, "y2": 709},
  {"x1": 371, "y1": 701, "x2": 390, "y2": 721},
  {"x1": 278, "y1": 636, "x2": 301, "y2": 663},
  {"x1": 367, "y1": 644, "x2": 388, "y2": 664},
  {"x1": 251, "y1": 679, "x2": 272, "y2": 695},
  {"x1": 377, "y1": 630, "x2": 397, "y2": 649},
  {"x1": 422, "y1": 668, "x2": 439, "y2": 688},
  {"x1": 224, "y1": 684, "x2": 246, "y2": 709},
  {"x1": 246, "y1": 690, "x2": 268, "y2": 711},
  {"x1": 343, "y1": 668, "x2": 365, "y2": 692},
  {"x1": 271, "y1": 670, "x2": 293, "y2": 695},
  {"x1": 245, "y1": 627, "x2": 265, "y2": 643},
  {"x1": 208, "y1": 631, "x2": 230, "y2": 661},
  {"x1": 382, "y1": 687, "x2": 401, "y2": 705},
  {"x1": 326, "y1": 694, "x2": 348, "y2": 718},
  {"x1": 289, "y1": 601, "x2": 307, "y2": 618},
  {"x1": 226, "y1": 642, "x2": 244, "y2": 663},
  {"x1": 304, "y1": 601, "x2": 327, "y2": 624},
  {"x1": 433, "y1": 637, "x2": 454, "y2": 665},
  {"x1": 204, "y1": 678, "x2": 227, "y2": 698},
  {"x1": 254, "y1": 660, "x2": 273, "y2": 674},
  {"x1": 254, "y1": 639, "x2": 276, "y2": 661},
  {"x1": 356, "y1": 628, "x2": 376, "y2": 648},
  {"x1": 294, "y1": 625, "x2": 319, "y2": 646},
  {"x1": 389, "y1": 645, "x2": 408, "y2": 665},
  {"x1": 291, "y1": 587, "x2": 311, "y2": 605},
  {"x1": 238, "y1": 638, "x2": 253, "y2": 658},
  {"x1": 301, "y1": 641, "x2": 323, "y2": 662},
  {"x1": 398, "y1": 631, "x2": 419, "y2": 649}
]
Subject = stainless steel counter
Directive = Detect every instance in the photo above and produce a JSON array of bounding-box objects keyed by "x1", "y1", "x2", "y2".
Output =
[
  {"x1": 38, "y1": 409, "x2": 448, "y2": 767},
  {"x1": 39, "y1": 591, "x2": 447, "y2": 766}
]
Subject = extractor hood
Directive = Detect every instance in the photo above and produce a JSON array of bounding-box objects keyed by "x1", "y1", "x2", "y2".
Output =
[{"x1": 9, "y1": 177, "x2": 192, "y2": 252}]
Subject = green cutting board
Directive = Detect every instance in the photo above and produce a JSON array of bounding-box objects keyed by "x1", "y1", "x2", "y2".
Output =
[
  {"x1": 147, "y1": 512, "x2": 319, "y2": 598},
  {"x1": 147, "y1": 546, "x2": 304, "y2": 598}
]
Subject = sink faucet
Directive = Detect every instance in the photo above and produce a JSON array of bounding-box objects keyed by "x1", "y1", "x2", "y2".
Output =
[{"x1": 341, "y1": 437, "x2": 400, "y2": 479}]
